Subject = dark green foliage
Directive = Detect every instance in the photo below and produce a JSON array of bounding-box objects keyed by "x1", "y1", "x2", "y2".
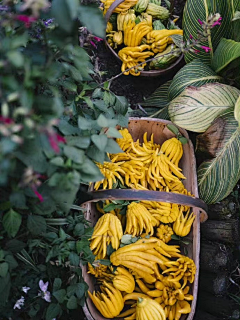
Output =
[{"x1": 0, "y1": 1, "x2": 129, "y2": 319}]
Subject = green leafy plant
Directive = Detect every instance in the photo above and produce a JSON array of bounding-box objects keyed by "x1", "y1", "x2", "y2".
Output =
[
  {"x1": 140, "y1": 1, "x2": 240, "y2": 204},
  {"x1": 168, "y1": 83, "x2": 240, "y2": 132},
  {"x1": 197, "y1": 110, "x2": 240, "y2": 204},
  {"x1": 183, "y1": 0, "x2": 239, "y2": 64},
  {"x1": 0, "y1": 0, "x2": 130, "y2": 319}
]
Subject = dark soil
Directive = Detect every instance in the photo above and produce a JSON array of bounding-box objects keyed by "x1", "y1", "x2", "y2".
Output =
[{"x1": 95, "y1": 0, "x2": 187, "y2": 106}]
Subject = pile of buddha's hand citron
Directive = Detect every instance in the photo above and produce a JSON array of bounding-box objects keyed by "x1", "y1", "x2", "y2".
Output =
[
  {"x1": 88, "y1": 128, "x2": 196, "y2": 320},
  {"x1": 101, "y1": 0, "x2": 183, "y2": 75}
]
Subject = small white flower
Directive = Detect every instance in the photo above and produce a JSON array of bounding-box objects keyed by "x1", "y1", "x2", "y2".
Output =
[
  {"x1": 22, "y1": 286, "x2": 30, "y2": 293},
  {"x1": 38, "y1": 280, "x2": 51, "y2": 302},
  {"x1": 13, "y1": 296, "x2": 25, "y2": 310}
]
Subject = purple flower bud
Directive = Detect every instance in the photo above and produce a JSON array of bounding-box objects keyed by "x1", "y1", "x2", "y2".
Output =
[
  {"x1": 198, "y1": 19, "x2": 203, "y2": 25},
  {"x1": 212, "y1": 17, "x2": 222, "y2": 27},
  {"x1": 38, "y1": 280, "x2": 51, "y2": 302},
  {"x1": 22, "y1": 286, "x2": 30, "y2": 293},
  {"x1": 39, "y1": 280, "x2": 49, "y2": 292},
  {"x1": 33, "y1": 189, "x2": 44, "y2": 202},
  {"x1": 201, "y1": 45, "x2": 211, "y2": 53},
  {"x1": 13, "y1": 296, "x2": 25, "y2": 310},
  {"x1": 90, "y1": 40, "x2": 97, "y2": 48}
]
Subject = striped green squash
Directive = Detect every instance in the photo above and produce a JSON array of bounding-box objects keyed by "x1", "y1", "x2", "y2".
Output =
[
  {"x1": 168, "y1": 59, "x2": 222, "y2": 101},
  {"x1": 183, "y1": 0, "x2": 238, "y2": 65},
  {"x1": 168, "y1": 83, "x2": 240, "y2": 132},
  {"x1": 197, "y1": 111, "x2": 240, "y2": 204}
]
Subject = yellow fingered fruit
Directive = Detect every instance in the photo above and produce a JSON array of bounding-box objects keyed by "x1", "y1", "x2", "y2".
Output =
[
  {"x1": 146, "y1": 29, "x2": 183, "y2": 43},
  {"x1": 96, "y1": 200, "x2": 126, "y2": 226},
  {"x1": 174, "y1": 300, "x2": 192, "y2": 320},
  {"x1": 151, "y1": 36, "x2": 169, "y2": 54},
  {"x1": 87, "y1": 262, "x2": 113, "y2": 281},
  {"x1": 120, "y1": 160, "x2": 146, "y2": 188},
  {"x1": 136, "y1": 297, "x2": 166, "y2": 320},
  {"x1": 90, "y1": 214, "x2": 123, "y2": 259},
  {"x1": 158, "y1": 153, "x2": 186, "y2": 182},
  {"x1": 113, "y1": 267, "x2": 135, "y2": 293},
  {"x1": 129, "y1": 21, "x2": 152, "y2": 47},
  {"x1": 160, "y1": 137, "x2": 183, "y2": 167},
  {"x1": 125, "y1": 202, "x2": 156, "y2": 236},
  {"x1": 141, "y1": 201, "x2": 180, "y2": 224},
  {"x1": 88, "y1": 281, "x2": 124, "y2": 318},
  {"x1": 102, "y1": 0, "x2": 138, "y2": 15},
  {"x1": 102, "y1": 0, "x2": 184, "y2": 74},
  {"x1": 163, "y1": 256, "x2": 196, "y2": 288},
  {"x1": 117, "y1": 307, "x2": 136, "y2": 318},
  {"x1": 94, "y1": 161, "x2": 125, "y2": 190},
  {"x1": 110, "y1": 240, "x2": 162, "y2": 283},
  {"x1": 119, "y1": 45, "x2": 154, "y2": 76},
  {"x1": 106, "y1": 21, "x2": 113, "y2": 33},
  {"x1": 136, "y1": 237, "x2": 181, "y2": 258},
  {"x1": 173, "y1": 207, "x2": 195, "y2": 237},
  {"x1": 89, "y1": 127, "x2": 195, "y2": 320},
  {"x1": 152, "y1": 276, "x2": 193, "y2": 319},
  {"x1": 117, "y1": 9, "x2": 137, "y2": 31},
  {"x1": 123, "y1": 19, "x2": 136, "y2": 46},
  {"x1": 156, "y1": 224, "x2": 174, "y2": 243},
  {"x1": 116, "y1": 128, "x2": 134, "y2": 152}
]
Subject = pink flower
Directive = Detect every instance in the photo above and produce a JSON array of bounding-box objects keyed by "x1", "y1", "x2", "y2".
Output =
[
  {"x1": 33, "y1": 189, "x2": 44, "y2": 202},
  {"x1": 198, "y1": 19, "x2": 203, "y2": 25},
  {"x1": 93, "y1": 36, "x2": 103, "y2": 42},
  {"x1": 56, "y1": 135, "x2": 66, "y2": 143},
  {"x1": 212, "y1": 17, "x2": 222, "y2": 27},
  {"x1": 15, "y1": 15, "x2": 37, "y2": 28},
  {"x1": 201, "y1": 45, "x2": 211, "y2": 53},
  {"x1": 0, "y1": 116, "x2": 14, "y2": 124},
  {"x1": 90, "y1": 41, "x2": 97, "y2": 48},
  {"x1": 189, "y1": 34, "x2": 193, "y2": 40},
  {"x1": 48, "y1": 133, "x2": 66, "y2": 153}
]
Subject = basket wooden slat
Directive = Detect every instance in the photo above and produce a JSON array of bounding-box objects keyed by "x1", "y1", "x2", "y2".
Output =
[{"x1": 81, "y1": 118, "x2": 208, "y2": 320}]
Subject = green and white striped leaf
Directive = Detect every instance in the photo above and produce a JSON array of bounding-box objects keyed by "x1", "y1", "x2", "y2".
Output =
[
  {"x1": 183, "y1": 0, "x2": 237, "y2": 64},
  {"x1": 168, "y1": 59, "x2": 222, "y2": 101},
  {"x1": 140, "y1": 80, "x2": 172, "y2": 107},
  {"x1": 234, "y1": 95, "x2": 240, "y2": 126},
  {"x1": 212, "y1": 38, "x2": 240, "y2": 73},
  {"x1": 168, "y1": 83, "x2": 240, "y2": 132},
  {"x1": 197, "y1": 111, "x2": 240, "y2": 204},
  {"x1": 150, "y1": 106, "x2": 169, "y2": 120}
]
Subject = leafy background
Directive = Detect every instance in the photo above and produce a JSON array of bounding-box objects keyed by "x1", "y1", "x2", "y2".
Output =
[{"x1": 0, "y1": 0, "x2": 130, "y2": 319}]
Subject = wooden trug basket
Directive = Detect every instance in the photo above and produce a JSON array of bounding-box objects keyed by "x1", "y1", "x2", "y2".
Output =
[{"x1": 80, "y1": 118, "x2": 208, "y2": 320}]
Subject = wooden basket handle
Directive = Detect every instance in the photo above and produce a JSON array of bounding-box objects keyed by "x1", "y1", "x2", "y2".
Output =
[
  {"x1": 79, "y1": 189, "x2": 208, "y2": 222},
  {"x1": 105, "y1": 0, "x2": 127, "y2": 22}
]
